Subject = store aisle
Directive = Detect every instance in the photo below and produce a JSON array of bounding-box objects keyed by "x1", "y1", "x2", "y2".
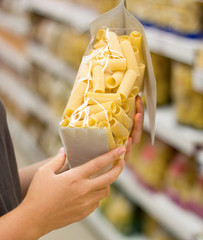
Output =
[{"x1": 13, "y1": 141, "x2": 101, "y2": 240}]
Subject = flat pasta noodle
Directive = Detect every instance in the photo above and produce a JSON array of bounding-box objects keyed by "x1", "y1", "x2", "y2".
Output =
[
  {"x1": 92, "y1": 65, "x2": 105, "y2": 93},
  {"x1": 86, "y1": 92, "x2": 122, "y2": 105},
  {"x1": 113, "y1": 106, "x2": 133, "y2": 129},
  {"x1": 105, "y1": 71, "x2": 125, "y2": 89},
  {"x1": 117, "y1": 69, "x2": 138, "y2": 102},
  {"x1": 110, "y1": 117, "x2": 129, "y2": 140}
]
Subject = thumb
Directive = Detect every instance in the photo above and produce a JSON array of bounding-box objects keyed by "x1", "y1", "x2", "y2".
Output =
[{"x1": 45, "y1": 148, "x2": 66, "y2": 173}]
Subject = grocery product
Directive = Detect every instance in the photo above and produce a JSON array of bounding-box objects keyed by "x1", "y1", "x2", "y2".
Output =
[
  {"x1": 171, "y1": 62, "x2": 203, "y2": 129},
  {"x1": 151, "y1": 53, "x2": 171, "y2": 105}
]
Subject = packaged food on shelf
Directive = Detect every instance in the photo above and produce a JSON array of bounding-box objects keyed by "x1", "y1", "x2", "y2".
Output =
[
  {"x1": 127, "y1": 0, "x2": 203, "y2": 36},
  {"x1": 30, "y1": 16, "x2": 90, "y2": 68},
  {"x1": 30, "y1": 66, "x2": 72, "y2": 116},
  {"x1": 99, "y1": 185, "x2": 143, "y2": 235},
  {"x1": 163, "y1": 152, "x2": 196, "y2": 210},
  {"x1": 151, "y1": 53, "x2": 171, "y2": 106},
  {"x1": 60, "y1": 1, "x2": 156, "y2": 169},
  {"x1": 171, "y1": 62, "x2": 203, "y2": 129},
  {"x1": 129, "y1": 132, "x2": 174, "y2": 190}
]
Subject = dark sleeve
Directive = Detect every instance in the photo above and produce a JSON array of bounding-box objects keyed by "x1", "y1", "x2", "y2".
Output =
[{"x1": 0, "y1": 99, "x2": 22, "y2": 216}]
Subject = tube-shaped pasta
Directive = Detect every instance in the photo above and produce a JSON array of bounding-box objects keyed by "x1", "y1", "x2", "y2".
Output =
[
  {"x1": 120, "y1": 40, "x2": 140, "y2": 74},
  {"x1": 133, "y1": 46, "x2": 141, "y2": 64},
  {"x1": 122, "y1": 102, "x2": 130, "y2": 113},
  {"x1": 93, "y1": 65, "x2": 105, "y2": 93},
  {"x1": 61, "y1": 118, "x2": 70, "y2": 127},
  {"x1": 137, "y1": 63, "x2": 145, "y2": 90},
  {"x1": 130, "y1": 31, "x2": 143, "y2": 63},
  {"x1": 110, "y1": 117, "x2": 129, "y2": 140},
  {"x1": 126, "y1": 93, "x2": 135, "y2": 119},
  {"x1": 98, "y1": 121, "x2": 109, "y2": 128},
  {"x1": 94, "y1": 39, "x2": 107, "y2": 49},
  {"x1": 114, "y1": 137, "x2": 123, "y2": 147},
  {"x1": 105, "y1": 71, "x2": 125, "y2": 89},
  {"x1": 90, "y1": 110, "x2": 112, "y2": 122},
  {"x1": 132, "y1": 86, "x2": 139, "y2": 96},
  {"x1": 106, "y1": 128, "x2": 116, "y2": 150},
  {"x1": 114, "y1": 106, "x2": 133, "y2": 129},
  {"x1": 106, "y1": 31, "x2": 123, "y2": 58},
  {"x1": 105, "y1": 59, "x2": 127, "y2": 71},
  {"x1": 89, "y1": 101, "x2": 116, "y2": 115},
  {"x1": 65, "y1": 81, "x2": 88, "y2": 117},
  {"x1": 119, "y1": 35, "x2": 130, "y2": 42},
  {"x1": 86, "y1": 92, "x2": 122, "y2": 105},
  {"x1": 117, "y1": 69, "x2": 138, "y2": 102},
  {"x1": 96, "y1": 29, "x2": 106, "y2": 41},
  {"x1": 79, "y1": 64, "x2": 92, "y2": 88}
]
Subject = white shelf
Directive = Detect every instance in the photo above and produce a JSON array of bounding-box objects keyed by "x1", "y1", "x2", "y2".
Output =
[
  {"x1": 116, "y1": 167, "x2": 203, "y2": 240},
  {"x1": 144, "y1": 26, "x2": 202, "y2": 65},
  {"x1": 0, "y1": 37, "x2": 29, "y2": 74},
  {"x1": 25, "y1": 0, "x2": 98, "y2": 32},
  {"x1": 144, "y1": 106, "x2": 203, "y2": 156},
  {"x1": 27, "y1": 42, "x2": 76, "y2": 85},
  {"x1": 7, "y1": 114, "x2": 46, "y2": 163},
  {"x1": 86, "y1": 210, "x2": 147, "y2": 240},
  {"x1": 0, "y1": 69, "x2": 59, "y2": 134},
  {"x1": 0, "y1": 10, "x2": 29, "y2": 36}
]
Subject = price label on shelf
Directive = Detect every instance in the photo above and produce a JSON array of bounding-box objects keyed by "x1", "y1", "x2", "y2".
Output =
[{"x1": 192, "y1": 67, "x2": 203, "y2": 93}]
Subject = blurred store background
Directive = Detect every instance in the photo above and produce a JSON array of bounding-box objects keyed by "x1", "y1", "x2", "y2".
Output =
[{"x1": 0, "y1": 0, "x2": 203, "y2": 239}]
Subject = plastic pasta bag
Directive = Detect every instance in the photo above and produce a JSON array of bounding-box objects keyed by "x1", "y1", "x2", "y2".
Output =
[{"x1": 59, "y1": 0, "x2": 156, "y2": 170}]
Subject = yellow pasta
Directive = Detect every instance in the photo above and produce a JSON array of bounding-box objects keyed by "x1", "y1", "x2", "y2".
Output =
[
  {"x1": 86, "y1": 92, "x2": 122, "y2": 105},
  {"x1": 114, "y1": 137, "x2": 124, "y2": 147},
  {"x1": 114, "y1": 106, "x2": 133, "y2": 129},
  {"x1": 132, "y1": 86, "x2": 139, "y2": 96},
  {"x1": 90, "y1": 110, "x2": 112, "y2": 122},
  {"x1": 120, "y1": 40, "x2": 140, "y2": 74},
  {"x1": 122, "y1": 102, "x2": 130, "y2": 113},
  {"x1": 130, "y1": 31, "x2": 143, "y2": 63},
  {"x1": 117, "y1": 69, "x2": 138, "y2": 102},
  {"x1": 126, "y1": 93, "x2": 135, "y2": 119},
  {"x1": 65, "y1": 81, "x2": 88, "y2": 117},
  {"x1": 106, "y1": 128, "x2": 116, "y2": 150},
  {"x1": 110, "y1": 117, "x2": 129, "y2": 140},
  {"x1": 79, "y1": 63, "x2": 92, "y2": 88},
  {"x1": 133, "y1": 46, "x2": 141, "y2": 64},
  {"x1": 98, "y1": 121, "x2": 109, "y2": 128},
  {"x1": 61, "y1": 118, "x2": 70, "y2": 127},
  {"x1": 92, "y1": 65, "x2": 105, "y2": 93},
  {"x1": 119, "y1": 35, "x2": 130, "y2": 42},
  {"x1": 96, "y1": 28, "x2": 106, "y2": 41},
  {"x1": 137, "y1": 63, "x2": 146, "y2": 90},
  {"x1": 105, "y1": 31, "x2": 123, "y2": 58},
  {"x1": 105, "y1": 59, "x2": 127, "y2": 72},
  {"x1": 94, "y1": 39, "x2": 107, "y2": 49},
  {"x1": 105, "y1": 71, "x2": 125, "y2": 89}
]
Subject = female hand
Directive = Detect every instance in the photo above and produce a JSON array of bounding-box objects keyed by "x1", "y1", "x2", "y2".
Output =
[
  {"x1": 124, "y1": 95, "x2": 144, "y2": 161},
  {"x1": 21, "y1": 147, "x2": 126, "y2": 238}
]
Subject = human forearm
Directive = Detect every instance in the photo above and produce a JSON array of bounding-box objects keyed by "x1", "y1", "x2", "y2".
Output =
[{"x1": 0, "y1": 202, "x2": 41, "y2": 240}]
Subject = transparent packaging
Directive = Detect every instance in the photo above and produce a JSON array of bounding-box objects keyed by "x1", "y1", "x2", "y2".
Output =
[{"x1": 60, "y1": 0, "x2": 156, "y2": 169}]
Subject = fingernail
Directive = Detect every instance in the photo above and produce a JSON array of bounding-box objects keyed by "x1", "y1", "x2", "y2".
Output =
[
  {"x1": 58, "y1": 147, "x2": 65, "y2": 154},
  {"x1": 118, "y1": 148, "x2": 126, "y2": 155}
]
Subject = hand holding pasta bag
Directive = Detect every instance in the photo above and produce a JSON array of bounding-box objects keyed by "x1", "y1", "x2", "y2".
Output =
[{"x1": 60, "y1": 0, "x2": 156, "y2": 172}]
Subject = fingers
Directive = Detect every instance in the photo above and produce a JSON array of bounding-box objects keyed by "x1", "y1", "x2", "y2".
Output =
[
  {"x1": 136, "y1": 95, "x2": 144, "y2": 115},
  {"x1": 91, "y1": 159, "x2": 125, "y2": 190},
  {"x1": 124, "y1": 137, "x2": 132, "y2": 162},
  {"x1": 77, "y1": 147, "x2": 126, "y2": 178},
  {"x1": 43, "y1": 149, "x2": 66, "y2": 173}
]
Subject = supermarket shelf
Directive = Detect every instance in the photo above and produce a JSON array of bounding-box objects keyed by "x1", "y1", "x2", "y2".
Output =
[
  {"x1": 86, "y1": 210, "x2": 148, "y2": 240},
  {"x1": 144, "y1": 106, "x2": 203, "y2": 156},
  {"x1": 0, "y1": 37, "x2": 29, "y2": 74},
  {"x1": 116, "y1": 167, "x2": 203, "y2": 240},
  {"x1": 7, "y1": 114, "x2": 46, "y2": 163},
  {"x1": 0, "y1": 10, "x2": 29, "y2": 36},
  {"x1": 144, "y1": 26, "x2": 202, "y2": 65},
  {"x1": 25, "y1": 0, "x2": 98, "y2": 32},
  {"x1": 0, "y1": 69, "x2": 59, "y2": 134},
  {"x1": 27, "y1": 42, "x2": 76, "y2": 85}
]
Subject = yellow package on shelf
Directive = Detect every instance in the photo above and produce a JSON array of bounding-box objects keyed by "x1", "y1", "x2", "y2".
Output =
[{"x1": 59, "y1": 0, "x2": 156, "y2": 169}]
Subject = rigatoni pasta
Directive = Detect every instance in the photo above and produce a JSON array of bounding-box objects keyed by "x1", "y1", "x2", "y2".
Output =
[{"x1": 61, "y1": 28, "x2": 146, "y2": 150}]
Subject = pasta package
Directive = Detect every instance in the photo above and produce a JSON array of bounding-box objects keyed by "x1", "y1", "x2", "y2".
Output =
[{"x1": 59, "y1": 0, "x2": 156, "y2": 169}]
